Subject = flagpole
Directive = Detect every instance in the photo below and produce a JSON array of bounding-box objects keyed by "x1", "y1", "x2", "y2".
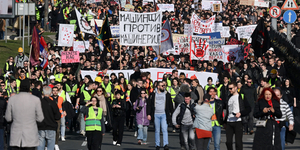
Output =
[
  {"x1": 120, "y1": 44, "x2": 122, "y2": 70},
  {"x1": 28, "y1": 44, "x2": 32, "y2": 78},
  {"x1": 159, "y1": 45, "x2": 161, "y2": 54},
  {"x1": 145, "y1": 46, "x2": 147, "y2": 57}
]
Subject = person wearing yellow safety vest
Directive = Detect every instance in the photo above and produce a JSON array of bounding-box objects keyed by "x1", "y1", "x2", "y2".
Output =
[
  {"x1": 125, "y1": 83, "x2": 134, "y2": 130},
  {"x1": 16, "y1": 71, "x2": 29, "y2": 93},
  {"x1": 56, "y1": 82, "x2": 72, "y2": 142},
  {"x1": 85, "y1": 9, "x2": 94, "y2": 23},
  {"x1": 79, "y1": 81, "x2": 95, "y2": 135},
  {"x1": 54, "y1": 66, "x2": 64, "y2": 82},
  {"x1": 64, "y1": 73, "x2": 78, "y2": 103},
  {"x1": 167, "y1": 70, "x2": 179, "y2": 87},
  {"x1": 80, "y1": 96, "x2": 105, "y2": 150},
  {"x1": 101, "y1": 76, "x2": 113, "y2": 98},
  {"x1": 6, "y1": 79, "x2": 17, "y2": 97},
  {"x1": 268, "y1": 69, "x2": 280, "y2": 88},
  {"x1": 112, "y1": 90, "x2": 127, "y2": 146},
  {"x1": 206, "y1": 87, "x2": 225, "y2": 150},
  {"x1": 204, "y1": 77, "x2": 215, "y2": 94},
  {"x1": 217, "y1": 76, "x2": 230, "y2": 103},
  {"x1": 63, "y1": 6, "x2": 70, "y2": 20},
  {"x1": 4, "y1": 56, "x2": 16, "y2": 75}
]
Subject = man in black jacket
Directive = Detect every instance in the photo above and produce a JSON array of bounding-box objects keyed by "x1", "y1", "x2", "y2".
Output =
[
  {"x1": 37, "y1": 86, "x2": 61, "y2": 150},
  {"x1": 147, "y1": 81, "x2": 174, "y2": 150},
  {"x1": 0, "y1": 91, "x2": 6, "y2": 150}
]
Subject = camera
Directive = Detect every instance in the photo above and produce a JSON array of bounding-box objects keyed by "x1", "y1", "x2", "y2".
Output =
[{"x1": 136, "y1": 106, "x2": 144, "y2": 113}]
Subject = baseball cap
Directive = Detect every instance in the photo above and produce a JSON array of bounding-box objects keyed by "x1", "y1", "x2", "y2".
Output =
[
  {"x1": 268, "y1": 47, "x2": 274, "y2": 52},
  {"x1": 270, "y1": 69, "x2": 277, "y2": 75},
  {"x1": 49, "y1": 75, "x2": 55, "y2": 80}
]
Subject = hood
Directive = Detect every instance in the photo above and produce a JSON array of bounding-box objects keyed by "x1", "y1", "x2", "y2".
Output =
[{"x1": 180, "y1": 84, "x2": 190, "y2": 93}]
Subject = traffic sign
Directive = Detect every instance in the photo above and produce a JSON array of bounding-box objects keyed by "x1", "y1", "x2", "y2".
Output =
[
  {"x1": 281, "y1": 0, "x2": 299, "y2": 10},
  {"x1": 269, "y1": 6, "x2": 281, "y2": 18},
  {"x1": 283, "y1": 10, "x2": 297, "y2": 23}
]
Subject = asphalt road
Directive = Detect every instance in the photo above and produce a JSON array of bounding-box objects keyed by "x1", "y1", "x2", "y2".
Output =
[{"x1": 58, "y1": 125, "x2": 300, "y2": 150}]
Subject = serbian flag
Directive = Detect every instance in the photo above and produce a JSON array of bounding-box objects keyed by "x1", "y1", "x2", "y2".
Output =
[
  {"x1": 94, "y1": 20, "x2": 104, "y2": 51},
  {"x1": 39, "y1": 37, "x2": 49, "y2": 69}
]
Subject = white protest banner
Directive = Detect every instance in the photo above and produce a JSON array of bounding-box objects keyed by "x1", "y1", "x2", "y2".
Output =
[
  {"x1": 58, "y1": 24, "x2": 74, "y2": 47},
  {"x1": 157, "y1": 4, "x2": 174, "y2": 12},
  {"x1": 190, "y1": 36, "x2": 210, "y2": 61},
  {"x1": 110, "y1": 26, "x2": 120, "y2": 38},
  {"x1": 143, "y1": 0, "x2": 157, "y2": 5},
  {"x1": 81, "y1": 69, "x2": 218, "y2": 87},
  {"x1": 177, "y1": 36, "x2": 190, "y2": 54},
  {"x1": 236, "y1": 25, "x2": 257, "y2": 40},
  {"x1": 207, "y1": 39, "x2": 225, "y2": 61},
  {"x1": 90, "y1": 19, "x2": 103, "y2": 27},
  {"x1": 184, "y1": 24, "x2": 193, "y2": 36},
  {"x1": 254, "y1": 0, "x2": 269, "y2": 7},
  {"x1": 119, "y1": 11, "x2": 162, "y2": 46},
  {"x1": 86, "y1": 0, "x2": 102, "y2": 4},
  {"x1": 191, "y1": 13, "x2": 216, "y2": 34},
  {"x1": 222, "y1": 26, "x2": 230, "y2": 38},
  {"x1": 73, "y1": 41, "x2": 89, "y2": 53},
  {"x1": 222, "y1": 45, "x2": 244, "y2": 63}
]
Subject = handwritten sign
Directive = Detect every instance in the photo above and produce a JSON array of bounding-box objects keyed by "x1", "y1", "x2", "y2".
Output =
[
  {"x1": 222, "y1": 45, "x2": 244, "y2": 63},
  {"x1": 184, "y1": 24, "x2": 193, "y2": 36},
  {"x1": 207, "y1": 39, "x2": 225, "y2": 61},
  {"x1": 90, "y1": 19, "x2": 103, "y2": 27},
  {"x1": 191, "y1": 13, "x2": 216, "y2": 34},
  {"x1": 119, "y1": 11, "x2": 162, "y2": 46},
  {"x1": 236, "y1": 25, "x2": 257, "y2": 41},
  {"x1": 58, "y1": 24, "x2": 74, "y2": 47},
  {"x1": 61, "y1": 51, "x2": 80, "y2": 64},
  {"x1": 73, "y1": 41, "x2": 89, "y2": 53}
]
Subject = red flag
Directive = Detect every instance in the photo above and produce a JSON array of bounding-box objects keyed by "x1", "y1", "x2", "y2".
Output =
[{"x1": 30, "y1": 26, "x2": 40, "y2": 66}]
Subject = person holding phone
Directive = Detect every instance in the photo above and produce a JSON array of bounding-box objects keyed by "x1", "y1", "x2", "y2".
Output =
[{"x1": 81, "y1": 97, "x2": 105, "y2": 150}]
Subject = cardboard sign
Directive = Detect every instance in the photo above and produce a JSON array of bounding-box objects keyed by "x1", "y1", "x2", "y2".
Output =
[
  {"x1": 212, "y1": 4, "x2": 221, "y2": 12},
  {"x1": 119, "y1": 11, "x2": 162, "y2": 46},
  {"x1": 61, "y1": 51, "x2": 80, "y2": 64},
  {"x1": 73, "y1": 41, "x2": 89, "y2": 53},
  {"x1": 58, "y1": 24, "x2": 74, "y2": 47}
]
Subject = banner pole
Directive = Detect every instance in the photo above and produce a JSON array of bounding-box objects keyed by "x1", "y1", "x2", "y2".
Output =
[
  {"x1": 120, "y1": 44, "x2": 122, "y2": 70},
  {"x1": 145, "y1": 46, "x2": 147, "y2": 57},
  {"x1": 28, "y1": 44, "x2": 32, "y2": 78}
]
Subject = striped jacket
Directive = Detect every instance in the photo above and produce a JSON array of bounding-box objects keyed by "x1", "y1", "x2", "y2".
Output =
[{"x1": 276, "y1": 99, "x2": 294, "y2": 125}]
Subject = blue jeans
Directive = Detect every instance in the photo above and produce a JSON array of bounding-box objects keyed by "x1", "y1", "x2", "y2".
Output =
[
  {"x1": 0, "y1": 31, "x2": 4, "y2": 40},
  {"x1": 61, "y1": 116, "x2": 66, "y2": 137},
  {"x1": 80, "y1": 105, "x2": 85, "y2": 131},
  {"x1": 37, "y1": 130, "x2": 56, "y2": 150},
  {"x1": 207, "y1": 126, "x2": 221, "y2": 150},
  {"x1": 181, "y1": 124, "x2": 195, "y2": 150},
  {"x1": 154, "y1": 114, "x2": 168, "y2": 147},
  {"x1": 0, "y1": 129, "x2": 4, "y2": 150},
  {"x1": 280, "y1": 126, "x2": 286, "y2": 150},
  {"x1": 137, "y1": 124, "x2": 148, "y2": 142}
]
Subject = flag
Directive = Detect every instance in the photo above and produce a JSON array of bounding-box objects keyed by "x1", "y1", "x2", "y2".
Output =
[
  {"x1": 75, "y1": 7, "x2": 95, "y2": 35},
  {"x1": 153, "y1": 19, "x2": 174, "y2": 54},
  {"x1": 39, "y1": 37, "x2": 49, "y2": 69},
  {"x1": 30, "y1": 26, "x2": 40, "y2": 66},
  {"x1": 96, "y1": 13, "x2": 112, "y2": 52},
  {"x1": 94, "y1": 21, "x2": 105, "y2": 51},
  {"x1": 251, "y1": 18, "x2": 270, "y2": 57}
]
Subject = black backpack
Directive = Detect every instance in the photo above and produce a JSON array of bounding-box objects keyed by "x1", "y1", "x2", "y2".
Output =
[{"x1": 176, "y1": 102, "x2": 196, "y2": 125}]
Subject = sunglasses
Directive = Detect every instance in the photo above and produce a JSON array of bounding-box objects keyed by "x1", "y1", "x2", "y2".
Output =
[
  {"x1": 1, "y1": 85, "x2": 5, "y2": 86},
  {"x1": 97, "y1": 90, "x2": 103, "y2": 92},
  {"x1": 228, "y1": 88, "x2": 233, "y2": 90},
  {"x1": 247, "y1": 82, "x2": 252, "y2": 83},
  {"x1": 141, "y1": 93, "x2": 146, "y2": 94}
]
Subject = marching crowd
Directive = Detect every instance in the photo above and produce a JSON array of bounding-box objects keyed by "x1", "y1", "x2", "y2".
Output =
[{"x1": 1, "y1": 0, "x2": 300, "y2": 150}]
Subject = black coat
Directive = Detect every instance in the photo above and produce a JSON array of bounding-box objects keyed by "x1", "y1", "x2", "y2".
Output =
[
  {"x1": 147, "y1": 90, "x2": 174, "y2": 124},
  {"x1": 253, "y1": 99, "x2": 282, "y2": 150},
  {"x1": 38, "y1": 96, "x2": 60, "y2": 131},
  {"x1": 0, "y1": 97, "x2": 6, "y2": 129}
]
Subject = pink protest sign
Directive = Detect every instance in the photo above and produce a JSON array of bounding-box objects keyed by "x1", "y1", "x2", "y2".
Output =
[{"x1": 61, "y1": 51, "x2": 80, "y2": 64}]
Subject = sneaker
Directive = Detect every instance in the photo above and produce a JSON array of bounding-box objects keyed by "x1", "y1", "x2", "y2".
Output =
[
  {"x1": 113, "y1": 141, "x2": 117, "y2": 145},
  {"x1": 250, "y1": 130, "x2": 254, "y2": 135},
  {"x1": 80, "y1": 130, "x2": 85, "y2": 135},
  {"x1": 172, "y1": 129, "x2": 176, "y2": 133},
  {"x1": 164, "y1": 145, "x2": 169, "y2": 150},
  {"x1": 156, "y1": 146, "x2": 160, "y2": 150},
  {"x1": 117, "y1": 144, "x2": 121, "y2": 146},
  {"x1": 180, "y1": 147, "x2": 185, "y2": 150},
  {"x1": 142, "y1": 141, "x2": 147, "y2": 145},
  {"x1": 55, "y1": 144, "x2": 60, "y2": 150},
  {"x1": 138, "y1": 140, "x2": 142, "y2": 145},
  {"x1": 61, "y1": 137, "x2": 66, "y2": 141},
  {"x1": 134, "y1": 131, "x2": 137, "y2": 137},
  {"x1": 45, "y1": 148, "x2": 47, "y2": 150}
]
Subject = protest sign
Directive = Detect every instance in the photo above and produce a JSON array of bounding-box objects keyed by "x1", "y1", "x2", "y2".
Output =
[
  {"x1": 190, "y1": 36, "x2": 210, "y2": 61},
  {"x1": 81, "y1": 68, "x2": 218, "y2": 87},
  {"x1": 121, "y1": 0, "x2": 132, "y2": 7},
  {"x1": 110, "y1": 26, "x2": 120, "y2": 38},
  {"x1": 163, "y1": 43, "x2": 180, "y2": 55},
  {"x1": 143, "y1": 0, "x2": 157, "y2": 5},
  {"x1": 86, "y1": 0, "x2": 101, "y2": 4},
  {"x1": 240, "y1": 0, "x2": 254, "y2": 6},
  {"x1": 226, "y1": 38, "x2": 243, "y2": 45},
  {"x1": 172, "y1": 34, "x2": 185, "y2": 44},
  {"x1": 222, "y1": 45, "x2": 244, "y2": 63},
  {"x1": 124, "y1": 4, "x2": 134, "y2": 11},
  {"x1": 58, "y1": 24, "x2": 74, "y2": 47},
  {"x1": 119, "y1": 11, "x2": 162, "y2": 46},
  {"x1": 202, "y1": 1, "x2": 222, "y2": 11},
  {"x1": 73, "y1": 41, "x2": 89, "y2": 53},
  {"x1": 236, "y1": 25, "x2": 257, "y2": 41},
  {"x1": 254, "y1": 0, "x2": 269, "y2": 7},
  {"x1": 207, "y1": 39, "x2": 225, "y2": 61},
  {"x1": 90, "y1": 19, "x2": 103, "y2": 27},
  {"x1": 177, "y1": 36, "x2": 190, "y2": 54},
  {"x1": 157, "y1": 4, "x2": 174, "y2": 12},
  {"x1": 212, "y1": 23, "x2": 230, "y2": 38},
  {"x1": 199, "y1": 32, "x2": 221, "y2": 39},
  {"x1": 191, "y1": 13, "x2": 216, "y2": 34},
  {"x1": 222, "y1": 26, "x2": 230, "y2": 37},
  {"x1": 212, "y1": 3, "x2": 222, "y2": 12},
  {"x1": 61, "y1": 51, "x2": 80, "y2": 64},
  {"x1": 184, "y1": 24, "x2": 193, "y2": 36}
]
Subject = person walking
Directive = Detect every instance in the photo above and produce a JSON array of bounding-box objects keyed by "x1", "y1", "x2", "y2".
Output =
[
  {"x1": 225, "y1": 82, "x2": 251, "y2": 150},
  {"x1": 172, "y1": 92, "x2": 196, "y2": 150},
  {"x1": 194, "y1": 94, "x2": 214, "y2": 150},
  {"x1": 133, "y1": 89, "x2": 149, "y2": 145},
  {"x1": 81, "y1": 97, "x2": 105, "y2": 150},
  {"x1": 5, "y1": 82, "x2": 44, "y2": 150},
  {"x1": 253, "y1": 88, "x2": 282, "y2": 150},
  {"x1": 51, "y1": 87, "x2": 64, "y2": 150},
  {"x1": 112, "y1": 90, "x2": 126, "y2": 146},
  {"x1": 37, "y1": 86, "x2": 61, "y2": 150},
  {"x1": 147, "y1": 81, "x2": 174, "y2": 150}
]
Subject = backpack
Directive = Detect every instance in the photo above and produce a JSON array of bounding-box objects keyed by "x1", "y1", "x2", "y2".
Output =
[{"x1": 176, "y1": 102, "x2": 196, "y2": 125}]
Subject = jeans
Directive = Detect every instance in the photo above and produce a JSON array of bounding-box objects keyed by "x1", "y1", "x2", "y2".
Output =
[
  {"x1": 243, "y1": 108, "x2": 254, "y2": 133},
  {"x1": 207, "y1": 126, "x2": 221, "y2": 150},
  {"x1": 225, "y1": 122, "x2": 243, "y2": 150},
  {"x1": 280, "y1": 126, "x2": 286, "y2": 150},
  {"x1": 37, "y1": 130, "x2": 56, "y2": 150},
  {"x1": 61, "y1": 116, "x2": 66, "y2": 137},
  {"x1": 137, "y1": 124, "x2": 148, "y2": 142},
  {"x1": 0, "y1": 31, "x2": 4, "y2": 40},
  {"x1": 55, "y1": 119, "x2": 61, "y2": 144},
  {"x1": 154, "y1": 114, "x2": 168, "y2": 147},
  {"x1": 80, "y1": 105, "x2": 85, "y2": 131},
  {"x1": 0, "y1": 129, "x2": 4, "y2": 150},
  {"x1": 181, "y1": 124, "x2": 195, "y2": 150}
]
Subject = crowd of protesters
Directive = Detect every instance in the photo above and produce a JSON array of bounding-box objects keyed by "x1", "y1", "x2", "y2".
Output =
[{"x1": 1, "y1": 0, "x2": 300, "y2": 150}]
